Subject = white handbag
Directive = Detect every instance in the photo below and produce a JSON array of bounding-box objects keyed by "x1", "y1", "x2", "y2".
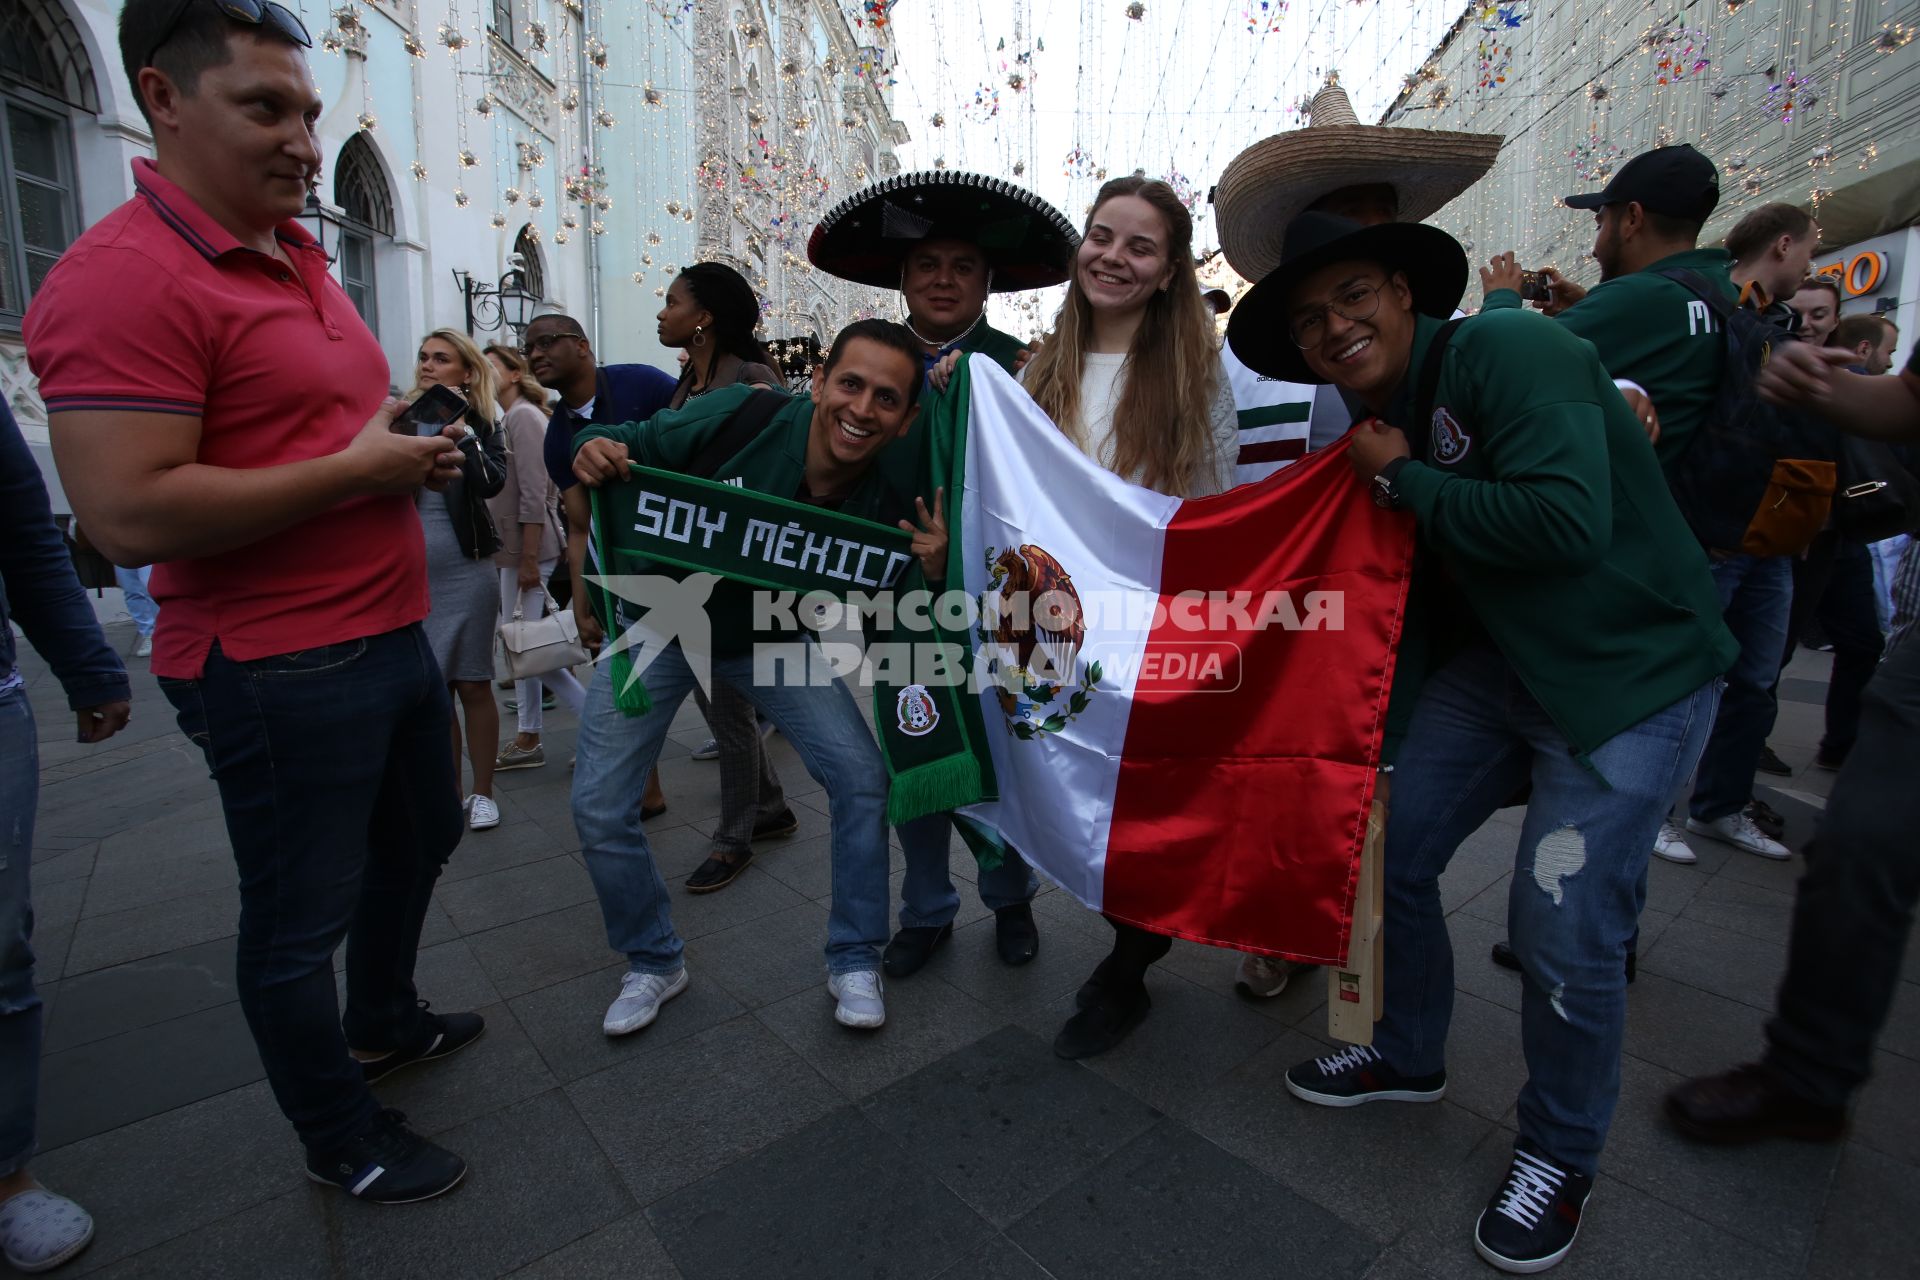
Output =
[{"x1": 495, "y1": 592, "x2": 590, "y2": 681}]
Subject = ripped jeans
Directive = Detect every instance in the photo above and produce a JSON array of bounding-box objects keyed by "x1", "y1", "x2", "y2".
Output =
[{"x1": 1373, "y1": 644, "x2": 1718, "y2": 1175}]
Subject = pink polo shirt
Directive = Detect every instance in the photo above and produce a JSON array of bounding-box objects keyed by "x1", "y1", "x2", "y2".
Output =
[{"x1": 24, "y1": 159, "x2": 427, "y2": 678}]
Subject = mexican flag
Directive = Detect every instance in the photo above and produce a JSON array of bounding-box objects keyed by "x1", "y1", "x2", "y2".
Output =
[{"x1": 885, "y1": 356, "x2": 1415, "y2": 964}]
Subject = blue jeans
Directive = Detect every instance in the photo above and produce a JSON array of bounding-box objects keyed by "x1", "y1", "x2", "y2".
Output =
[
  {"x1": 0, "y1": 688, "x2": 42, "y2": 1177},
  {"x1": 1690, "y1": 554, "x2": 1791, "y2": 823},
  {"x1": 896, "y1": 813, "x2": 1036, "y2": 929},
  {"x1": 115, "y1": 564, "x2": 157, "y2": 636},
  {"x1": 572, "y1": 640, "x2": 890, "y2": 975},
  {"x1": 159, "y1": 627, "x2": 463, "y2": 1152},
  {"x1": 1373, "y1": 645, "x2": 1717, "y2": 1175}
]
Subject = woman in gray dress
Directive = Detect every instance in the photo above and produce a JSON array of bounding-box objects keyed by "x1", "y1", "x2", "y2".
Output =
[{"x1": 414, "y1": 328, "x2": 508, "y2": 830}]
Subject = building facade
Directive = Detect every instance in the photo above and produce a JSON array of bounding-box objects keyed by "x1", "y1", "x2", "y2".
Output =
[
  {"x1": 1394, "y1": 0, "x2": 1920, "y2": 335},
  {"x1": 1, "y1": 0, "x2": 904, "y2": 509}
]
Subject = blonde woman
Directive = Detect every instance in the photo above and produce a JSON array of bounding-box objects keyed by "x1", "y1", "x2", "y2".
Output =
[
  {"x1": 485, "y1": 344, "x2": 582, "y2": 772},
  {"x1": 1020, "y1": 177, "x2": 1238, "y2": 1056},
  {"x1": 414, "y1": 328, "x2": 507, "y2": 829}
]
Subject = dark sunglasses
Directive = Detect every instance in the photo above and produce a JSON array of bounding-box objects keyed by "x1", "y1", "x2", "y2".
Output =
[
  {"x1": 521, "y1": 332, "x2": 585, "y2": 356},
  {"x1": 145, "y1": 0, "x2": 313, "y2": 72}
]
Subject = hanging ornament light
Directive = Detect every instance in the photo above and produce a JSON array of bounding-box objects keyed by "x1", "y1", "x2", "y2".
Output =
[
  {"x1": 490, "y1": 211, "x2": 506, "y2": 228},
  {"x1": 321, "y1": 28, "x2": 343, "y2": 53},
  {"x1": 402, "y1": 29, "x2": 426, "y2": 57},
  {"x1": 1876, "y1": 24, "x2": 1914, "y2": 54},
  {"x1": 1860, "y1": 143, "x2": 1879, "y2": 171},
  {"x1": 585, "y1": 37, "x2": 607, "y2": 68},
  {"x1": 1126, "y1": 1, "x2": 1146, "y2": 19},
  {"x1": 780, "y1": 57, "x2": 801, "y2": 81},
  {"x1": 504, "y1": 186, "x2": 523, "y2": 205},
  {"x1": 474, "y1": 94, "x2": 494, "y2": 118},
  {"x1": 1808, "y1": 143, "x2": 1834, "y2": 170},
  {"x1": 1741, "y1": 172, "x2": 1765, "y2": 194},
  {"x1": 560, "y1": 89, "x2": 580, "y2": 113},
  {"x1": 1013, "y1": 159, "x2": 1026, "y2": 177},
  {"x1": 929, "y1": 112, "x2": 945, "y2": 128},
  {"x1": 528, "y1": 191, "x2": 544, "y2": 209},
  {"x1": 562, "y1": 213, "x2": 578, "y2": 229},
  {"x1": 454, "y1": 188, "x2": 470, "y2": 207},
  {"x1": 355, "y1": 109, "x2": 378, "y2": 131},
  {"x1": 595, "y1": 107, "x2": 616, "y2": 128},
  {"x1": 526, "y1": 21, "x2": 548, "y2": 52},
  {"x1": 644, "y1": 83, "x2": 664, "y2": 108},
  {"x1": 633, "y1": 272, "x2": 646, "y2": 284},
  {"x1": 437, "y1": 22, "x2": 466, "y2": 50},
  {"x1": 590, "y1": 221, "x2": 606, "y2": 235},
  {"x1": 554, "y1": 230, "x2": 569, "y2": 244},
  {"x1": 665, "y1": 200, "x2": 681, "y2": 216},
  {"x1": 409, "y1": 160, "x2": 428, "y2": 181}
]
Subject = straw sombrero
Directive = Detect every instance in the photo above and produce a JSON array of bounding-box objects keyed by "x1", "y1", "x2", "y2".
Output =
[
  {"x1": 1213, "y1": 78, "x2": 1502, "y2": 283},
  {"x1": 807, "y1": 170, "x2": 1079, "y2": 292}
]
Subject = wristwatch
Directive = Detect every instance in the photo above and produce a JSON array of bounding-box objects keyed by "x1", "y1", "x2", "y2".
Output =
[{"x1": 1370, "y1": 457, "x2": 1410, "y2": 510}]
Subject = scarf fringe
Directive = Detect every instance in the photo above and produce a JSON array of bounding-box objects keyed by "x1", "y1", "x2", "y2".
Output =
[{"x1": 885, "y1": 753, "x2": 982, "y2": 825}]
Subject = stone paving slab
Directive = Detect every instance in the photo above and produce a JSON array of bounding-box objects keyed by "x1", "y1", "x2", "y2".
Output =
[{"x1": 8, "y1": 634, "x2": 1909, "y2": 1278}]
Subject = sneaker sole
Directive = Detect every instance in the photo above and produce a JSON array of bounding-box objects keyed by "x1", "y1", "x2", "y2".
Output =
[
  {"x1": 361, "y1": 1021, "x2": 488, "y2": 1085},
  {"x1": 828, "y1": 982, "x2": 886, "y2": 1029},
  {"x1": 494, "y1": 758, "x2": 547, "y2": 771},
  {"x1": 1650, "y1": 846, "x2": 1697, "y2": 865},
  {"x1": 1284, "y1": 1077, "x2": 1446, "y2": 1108},
  {"x1": 751, "y1": 821, "x2": 800, "y2": 840},
  {"x1": 306, "y1": 1165, "x2": 466, "y2": 1205},
  {"x1": 603, "y1": 969, "x2": 689, "y2": 1036},
  {"x1": 1473, "y1": 1209, "x2": 1577, "y2": 1274},
  {"x1": 1234, "y1": 976, "x2": 1290, "y2": 1001},
  {"x1": 1683, "y1": 821, "x2": 1789, "y2": 859},
  {"x1": 5, "y1": 1222, "x2": 96, "y2": 1274}
]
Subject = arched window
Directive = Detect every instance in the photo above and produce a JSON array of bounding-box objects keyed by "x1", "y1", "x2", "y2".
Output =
[
  {"x1": 332, "y1": 132, "x2": 392, "y2": 335},
  {"x1": 512, "y1": 224, "x2": 545, "y2": 301},
  {"x1": 1, "y1": 0, "x2": 96, "y2": 324}
]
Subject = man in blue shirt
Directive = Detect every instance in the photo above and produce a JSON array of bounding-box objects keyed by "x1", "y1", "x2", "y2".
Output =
[
  {"x1": 523, "y1": 313, "x2": 678, "y2": 816},
  {"x1": 0, "y1": 400, "x2": 130, "y2": 1272}
]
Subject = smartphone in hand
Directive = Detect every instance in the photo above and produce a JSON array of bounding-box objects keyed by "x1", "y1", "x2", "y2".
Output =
[
  {"x1": 391, "y1": 384, "x2": 469, "y2": 435},
  {"x1": 1519, "y1": 270, "x2": 1553, "y2": 303}
]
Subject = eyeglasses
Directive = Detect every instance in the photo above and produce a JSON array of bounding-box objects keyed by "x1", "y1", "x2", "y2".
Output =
[
  {"x1": 520, "y1": 332, "x2": 584, "y2": 356},
  {"x1": 1289, "y1": 280, "x2": 1385, "y2": 349},
  {"x1": 145, "y1": 0, "x2": 312, "y2": 74}
]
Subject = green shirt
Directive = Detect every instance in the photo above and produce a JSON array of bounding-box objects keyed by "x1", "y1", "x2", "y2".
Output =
[
  {"x1": 576, "y1": 387, "x2": 913, "y2": 655},
  {"x1": 1384, "y1": 310, "x2": 1737, "y2": 760},
  {"x1": 1487, "y1": 248, "x2": 1733, "y2": 472}
]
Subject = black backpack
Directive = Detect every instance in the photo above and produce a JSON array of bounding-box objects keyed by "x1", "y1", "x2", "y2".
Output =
[{"x1": 1658, "y1": 268, "x2": 1837, "y2": 557}]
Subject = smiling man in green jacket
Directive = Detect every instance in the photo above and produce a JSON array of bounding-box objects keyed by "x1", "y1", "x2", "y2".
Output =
[
  {"x1": 1225, "y1": 212, "x2": 1735, "y2": 1275},
  {"x1": 568, "y1": 319, "x2": 946, "y2": 1038}
]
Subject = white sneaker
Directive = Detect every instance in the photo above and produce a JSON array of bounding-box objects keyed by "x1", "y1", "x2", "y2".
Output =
[
  {"x1": 827, "y1": 968, "x2": 886, "y2": 1029},
  {"x1": 466, "y1": 794, "x2": 501, "y2": 831},
  {"x1": 1652, "y1": 820, "x2": 1697, "y2": 864},
  {"x1": 1686, "y1": 813, "x2": 1790, "y2": 860},
  {"x1": 602, "y1": 967, "x2": 688, "y2": 1036},
  {"x1": 0, "y1": 1186, "x2": 95, "y2": 1273},
  {"x1": 133, "y1": 634, "x2": 153, "y2": 658},
  {"x1": 1234, "y1": 953, "x2": 1296, "y2": 1000}
]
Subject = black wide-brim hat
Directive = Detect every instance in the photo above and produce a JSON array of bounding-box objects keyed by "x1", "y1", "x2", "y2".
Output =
[
  {"x1": 806, "y1": 170, "x2": 1079, "y2": 292},
  {"x1": 1226, "y1": 212, "x2": 1469, "y2": 384}
]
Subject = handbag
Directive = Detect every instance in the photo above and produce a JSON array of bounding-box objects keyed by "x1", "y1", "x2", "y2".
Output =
[
  {"x1": 495, "y1": 591, "x2": 589, "y2": 680},
  {"x1": 1831, "y1": 434, "x2": 1920, "y2": 544}
]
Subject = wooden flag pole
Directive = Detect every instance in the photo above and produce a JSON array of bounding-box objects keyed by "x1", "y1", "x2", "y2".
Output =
[{"x1": 1328, "y1": 771, "x2": 1388, "y2": 1044}]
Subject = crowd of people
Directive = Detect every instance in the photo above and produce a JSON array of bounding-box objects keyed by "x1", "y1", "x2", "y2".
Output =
[{"x1": 2, "y1": 2, "x2": 1917, "y2": 1275}]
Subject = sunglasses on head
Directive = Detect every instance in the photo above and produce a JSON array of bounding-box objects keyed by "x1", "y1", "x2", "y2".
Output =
[{"x1": 145, "y1": 0, "x2": 313, "y2": 74}]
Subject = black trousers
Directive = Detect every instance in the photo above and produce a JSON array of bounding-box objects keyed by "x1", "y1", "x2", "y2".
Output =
[
  {"x1": 1764, "y1": 637, "x2": 1920, "y2": 1107},
  {"x1": 1781, "y1": 534, "x2": 1885, "y2": 761}
]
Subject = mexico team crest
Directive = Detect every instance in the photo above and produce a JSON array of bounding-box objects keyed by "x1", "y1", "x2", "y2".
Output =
[
  {"x1": 979, "y1": 544, "x2": 1104, "y2": 741},
  {"x1": 1431, "y1": 407, "x2": 1471, "y2": 465},
  {"x1": 895, "y1": 684, "x2": 939, "y2": 737}
]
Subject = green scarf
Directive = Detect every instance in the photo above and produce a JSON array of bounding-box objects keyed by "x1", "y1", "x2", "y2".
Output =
[{"x1": 586, "y1": 461, "x2": 986, "y2": 830}]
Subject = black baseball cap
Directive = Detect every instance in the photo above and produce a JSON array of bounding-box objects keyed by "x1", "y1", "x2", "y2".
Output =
[{"x1": 1564, "y1": 144, "x2": 1720, "y2": 220}]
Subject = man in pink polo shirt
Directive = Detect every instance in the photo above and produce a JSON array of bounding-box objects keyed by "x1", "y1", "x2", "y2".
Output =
[{"x1": 25, "y1": 0, "x2": 479, "y2": 1203}]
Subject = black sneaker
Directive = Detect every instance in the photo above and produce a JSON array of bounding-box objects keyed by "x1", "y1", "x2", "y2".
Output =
[
  {"x1": 359, "y1": 1003, "x2": 486, "y2": 1085},
  {"x1": 1474, "y1": 1140, "x2": 1593, "y2": 1274},
  {"x1": 1284, "y1": 1043, "x2": 1446, "y2": 1107},
  {"x1": 1744, "y1": 798, "x2": 1787, "y2": 841},
  {"x1": 305, "y1": 1109, "x2": 466, "y2": 1204},
  {"x1": 751, "y1": 807, "x2": 800, "y2": 840},
  {"x1": 1754, "y1": 745, "x2": 1792, "y2": 777}
]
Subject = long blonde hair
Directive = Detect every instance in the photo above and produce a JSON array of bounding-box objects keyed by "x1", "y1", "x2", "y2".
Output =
[
  {"x1": 484, "y1": 343, "x2": 552, "y2": 417},
  {"x1": 419, "y1": 327, "x2": 499, "y2": 425},
  {"x1": 1022, "y1": 177, "x2": 1220, "y2": 496}
]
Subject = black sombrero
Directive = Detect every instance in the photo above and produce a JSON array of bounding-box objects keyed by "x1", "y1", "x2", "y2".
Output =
[
  {"x1": 807, "y1": 170, "x2": 1079, "y2": 292},
  {"x1": 1226, "y1": 212, "x2": 1469, "y2": 384}
]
